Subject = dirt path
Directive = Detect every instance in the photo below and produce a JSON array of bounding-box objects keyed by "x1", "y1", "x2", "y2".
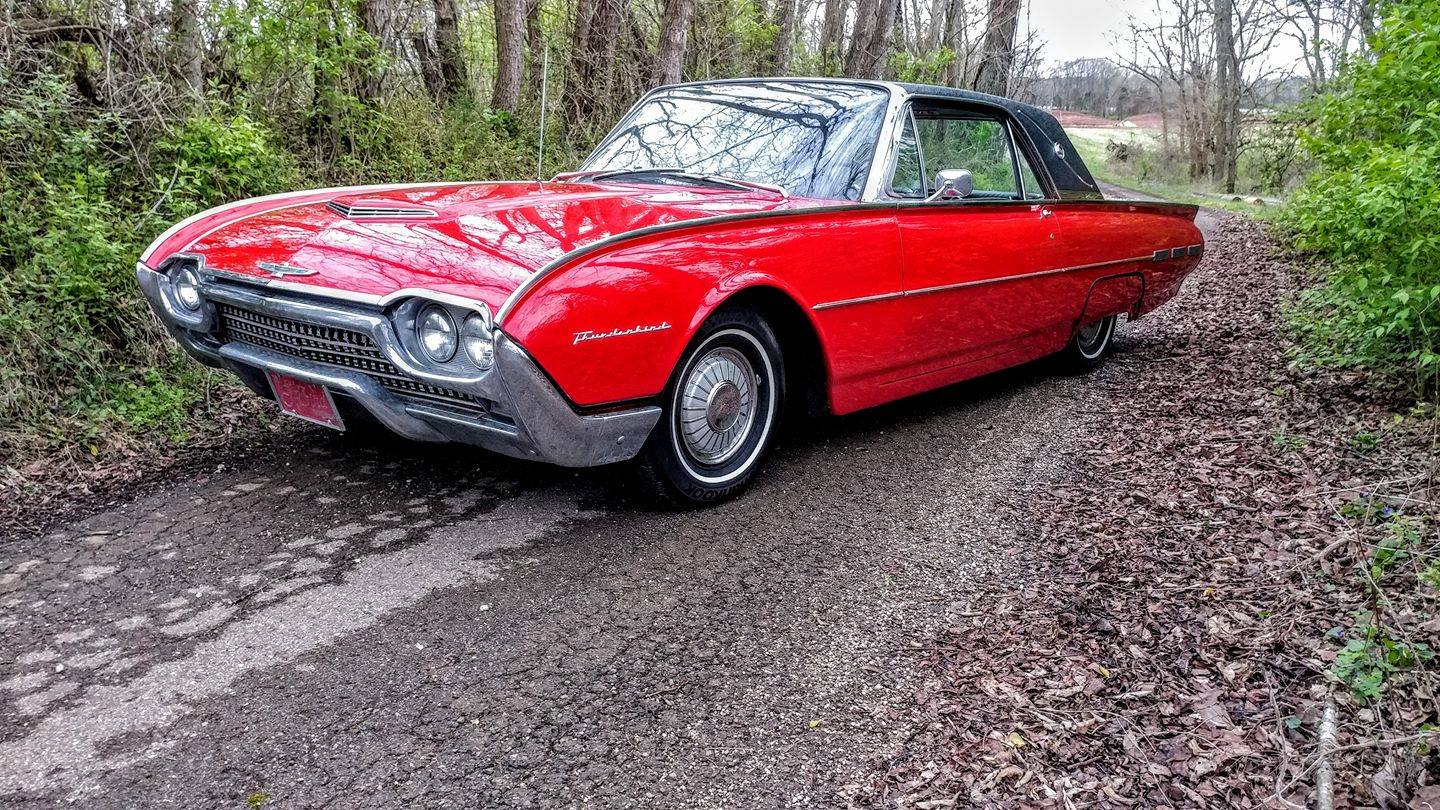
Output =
[
  {"x1": 1, "y1": 356, "x2": 1092, "y2": 807},
  {"x1": 0, "y1": 204, "x2": 1219, "y2": 808}
]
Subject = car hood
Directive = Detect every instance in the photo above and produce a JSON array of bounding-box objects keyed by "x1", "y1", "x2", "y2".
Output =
[{"x1": 173, "y1": 181, "x2": 808, "y2": 313}]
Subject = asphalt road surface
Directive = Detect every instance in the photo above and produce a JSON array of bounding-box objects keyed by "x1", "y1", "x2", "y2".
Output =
[{"x1": 2, "y1": 189, "x2": 1212, "y2": 808}]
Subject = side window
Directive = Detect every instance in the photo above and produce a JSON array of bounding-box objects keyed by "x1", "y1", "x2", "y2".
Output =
[
  {"x1": 1016, "y1": 146, "x2": 1048, "y2": 200},
  {"x1": 915, "y1": 114, "x2": 1017, "y2": 198},
  {"x1": 891, "y1": 113, "x2": 924, "y2": 198}
]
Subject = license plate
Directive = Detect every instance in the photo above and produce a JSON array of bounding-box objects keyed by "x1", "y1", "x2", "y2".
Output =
[{"x1": 267, "y1": 371, "x2": 344, "y2": 431}]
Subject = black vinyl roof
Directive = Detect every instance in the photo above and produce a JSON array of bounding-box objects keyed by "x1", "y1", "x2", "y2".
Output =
[
  {"x1": 651, "y1": 77, "x2": 1105, "y2": 202},
  {"x1": 895, "y1": 82, "x2": 1103, "y2": 201}
]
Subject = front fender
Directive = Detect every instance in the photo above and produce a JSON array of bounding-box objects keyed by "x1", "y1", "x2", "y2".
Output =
[{"x1": 499, "y1": 208, "x2": 901, "y2": 408}]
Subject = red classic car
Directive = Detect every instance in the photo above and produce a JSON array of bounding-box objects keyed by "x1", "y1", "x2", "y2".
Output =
[{"x1": 137, "y1": 79, "x2": 1203, "y2": 503}]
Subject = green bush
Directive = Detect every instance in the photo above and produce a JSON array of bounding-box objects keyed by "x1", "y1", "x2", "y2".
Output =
[
  {"x1": 156, "y1": 112, "x2": 300, "y2": 218},
  {"x1": 0, "y1": 64, "x2": 568, "y2": 468},
  {"x1": 1236, "y1": 119, "x2": 1306, "y2": 195},
  {"x1": 1282, "y1": 0, "x2": 1440, "y2": 392}
]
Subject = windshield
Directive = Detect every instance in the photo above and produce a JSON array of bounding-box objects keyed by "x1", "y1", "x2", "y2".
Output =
[{"x1": 581, "y1": 81, "x2": 891, "y2": 201}]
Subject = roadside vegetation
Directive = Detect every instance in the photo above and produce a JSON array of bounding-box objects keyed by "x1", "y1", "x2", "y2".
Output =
[
  {"x1": 1280, "y1": 0, "x2": 1440, "y2": 396},
  {"x1": 0, "y1": 7, "x2": 575, "y2": 494}
]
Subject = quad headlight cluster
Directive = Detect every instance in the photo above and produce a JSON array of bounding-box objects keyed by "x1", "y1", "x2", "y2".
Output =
[
  {"x1": 413, "y1": 302, "x2": 494, "y2": 371},
  {"x1": 157, "y1": 257, "x2": 496, "y2": 377}
]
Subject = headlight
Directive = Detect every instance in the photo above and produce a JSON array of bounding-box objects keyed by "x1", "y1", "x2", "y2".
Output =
[
  {"x1": 174, "y1": 266, "x2": 202, "y2": 310},
  {"x1": 461, "y1": 313, "x2": 495, "y2": 370},
  {"x1": 416, "y1": 305, "x2": 457, "y2": 362}
]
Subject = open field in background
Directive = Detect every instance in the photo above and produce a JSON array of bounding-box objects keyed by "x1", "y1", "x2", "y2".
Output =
[{"x1": 1060, "y1": 116, "x2": 1287, "y2": 218}]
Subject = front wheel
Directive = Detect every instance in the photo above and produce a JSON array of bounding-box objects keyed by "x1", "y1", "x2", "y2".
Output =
[{"x1": 637, "y1": 309, "x2": 784, "y2": 505}]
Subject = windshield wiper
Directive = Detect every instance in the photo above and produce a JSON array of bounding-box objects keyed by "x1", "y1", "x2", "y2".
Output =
[{"x1": 579, "y1": 168, "x2": 786, "y2": 196}]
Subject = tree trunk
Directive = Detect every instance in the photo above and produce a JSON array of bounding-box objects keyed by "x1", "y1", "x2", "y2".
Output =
[
  {"x1": 770, "y1": 0, "x2": 797, "y2": 73},
  {"x1": 844, "y1": 0, "x2": 879, "y2": 75},
  {"x1": 1211, "y1": 0, "x2": 1238, "y2": 192},
  {"x1": 564, "y1": 0, "x2": 596, "y2": 118},
  {"x1": 170, "y1": 0, "x2": 203, "y2": 98},
  {"x1": 355, "y1": 0, "x2": 385, "y2": 103},
  {"x1": 876, "y1": 0, "x2": 902, "y2": 72},
  {"x1": 492, "y1": 0, "x2": 526, "y2": 111},
  {"x1": 524, "y1": 0, "x2": 545, "y2": 95},
  {"x1": 819, "y1": 0, "x2": 847, "y2": 72},
  {"x1": 413, "y1": 32, "x2": 445, "y2": 102},
  {"x1": 940, "y1": 0, "x2": 966, "y2": 85},
  {"x1": 844, "y1": 0, "x2": 898, "y2": 77},
  {"x1": 433, "y1": 0, "x2": 467, "y2": 103},
  {"x1": 653, "y1": 0, "x2": 695, "y2": 85},
  {"x1": 924, "y1": 0, "x2": 945, "y2": 51},
  {"x1": 588, "y1": 0, "x2": 625, "y2": 108},
  {"x1": 972, "y1": 0, "x2": 1020, "y2": 96},
  {"x1": 565, "y1": 0, "x2": 624, "y2": 120}
]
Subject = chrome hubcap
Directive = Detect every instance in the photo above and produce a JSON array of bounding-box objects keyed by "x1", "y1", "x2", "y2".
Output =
[{"x1": 679, "y1": 347, "x2": 757, "y2": 465}]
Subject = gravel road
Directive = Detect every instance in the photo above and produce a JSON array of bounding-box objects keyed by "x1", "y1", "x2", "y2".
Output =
[{"x1": 0, "y1": 191, "x2": 1209, "y2": 808}]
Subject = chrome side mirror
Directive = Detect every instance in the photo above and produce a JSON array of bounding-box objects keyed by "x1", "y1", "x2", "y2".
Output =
[{"x1": 925, "y1": 169, "x2": 974, "y2": 202}]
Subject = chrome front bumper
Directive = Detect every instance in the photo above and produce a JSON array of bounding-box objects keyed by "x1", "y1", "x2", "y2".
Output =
[{"x1": 137, "y1": 264, "x2": 660, "y2": 467}]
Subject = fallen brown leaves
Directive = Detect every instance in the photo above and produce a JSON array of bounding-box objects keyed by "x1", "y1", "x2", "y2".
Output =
[{"x1": 855, "y1": 214, "x2": 1439, "y2": 808}]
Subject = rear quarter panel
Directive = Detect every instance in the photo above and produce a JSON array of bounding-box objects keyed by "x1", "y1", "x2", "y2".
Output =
[
  {"x1": 499, "y1": 208, "x2": 902, "y2": 408},
  {"x1": 1052, "y1": 201, "x2": 1204, "y2": 318}
]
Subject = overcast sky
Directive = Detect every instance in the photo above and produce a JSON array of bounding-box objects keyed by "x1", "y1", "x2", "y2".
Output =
[
  {"x1": 1026, "y1": 0, "x2": 1146, "y2": 64},
  {"x1": 1026, "y1": 0, "x2": 1303, "y2": 70}
]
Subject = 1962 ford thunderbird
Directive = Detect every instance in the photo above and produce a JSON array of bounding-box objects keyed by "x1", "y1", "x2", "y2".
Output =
[{"x1": 137, "y1": 78, "x2": 1204, "y2": 503}]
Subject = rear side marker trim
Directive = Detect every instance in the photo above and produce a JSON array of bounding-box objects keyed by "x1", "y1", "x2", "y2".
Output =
[{"x1": 1153, "y1": 244, "x2": 1204, "y2": 262}]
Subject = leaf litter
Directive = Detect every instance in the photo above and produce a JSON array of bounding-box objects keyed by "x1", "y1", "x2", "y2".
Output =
[{"x1": 850, "y1": 213, "x2": 1440, "y2": 808}]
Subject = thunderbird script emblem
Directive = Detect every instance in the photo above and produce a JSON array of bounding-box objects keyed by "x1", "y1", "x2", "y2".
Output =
[
  {"x1": 573, "y1": 322, "x2": 672, "y2": 345},
  {"x1": 257, "y1": 261, "x2": 317, "y2": 277}
]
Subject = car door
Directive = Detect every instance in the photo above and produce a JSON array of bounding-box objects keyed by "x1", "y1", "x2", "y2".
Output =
[{"x1": 888, "y1": 101, "x2": 1066, "y2": 387}]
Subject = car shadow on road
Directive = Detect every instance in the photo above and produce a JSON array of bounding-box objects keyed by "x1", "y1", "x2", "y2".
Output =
[{"x1": 278, "y1": 351, "x2": 1073, "y2": 513}]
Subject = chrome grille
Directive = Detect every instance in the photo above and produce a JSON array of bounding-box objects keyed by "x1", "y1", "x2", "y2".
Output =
[{"x1": 216, "y1": 304, "x2": 487, "y2": 417}]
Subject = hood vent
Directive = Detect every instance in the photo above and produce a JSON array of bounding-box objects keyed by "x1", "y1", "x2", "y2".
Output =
[{"x1": 326, "y1": 199, "x2": 439, "y2": 220}]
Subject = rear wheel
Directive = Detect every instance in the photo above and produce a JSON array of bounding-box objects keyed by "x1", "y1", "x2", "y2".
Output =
[
  {"x1": 1057, "y1": 314, "x2": 1117, "y2": 373},
  {"x1": 638, "y1": 309, "x2": 783, "y2": 505}
]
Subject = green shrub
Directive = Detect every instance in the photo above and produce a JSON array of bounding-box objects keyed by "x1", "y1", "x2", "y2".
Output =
[
  {"x1": 156, "y1": 112, "x2": 300, "y2": 217},
  {"x1": 1281, "y1": 0, "x2": 1440, "y2": 393},
  {"x1": 890, "y1": 49, "x2": 958, "y2": 86},
  {"x1": 1236, "y1": 119, "x2": 1306, "y2": 194},
  {"x1": 1332, "y1": 621, "x2": 1433, "y2": 701},
  {"x1": 0, "y1": 61, "x2": 574, "y2": 469}
]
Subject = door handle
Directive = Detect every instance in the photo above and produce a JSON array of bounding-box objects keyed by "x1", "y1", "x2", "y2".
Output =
[{"x1": 1040, "y1": 208, "x2": 1054, "y2": 218}]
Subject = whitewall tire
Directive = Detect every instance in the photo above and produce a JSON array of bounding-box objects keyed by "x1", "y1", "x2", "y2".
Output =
[{"x1": 638, "y1": 309, "x2": 784, "y2": 505}]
